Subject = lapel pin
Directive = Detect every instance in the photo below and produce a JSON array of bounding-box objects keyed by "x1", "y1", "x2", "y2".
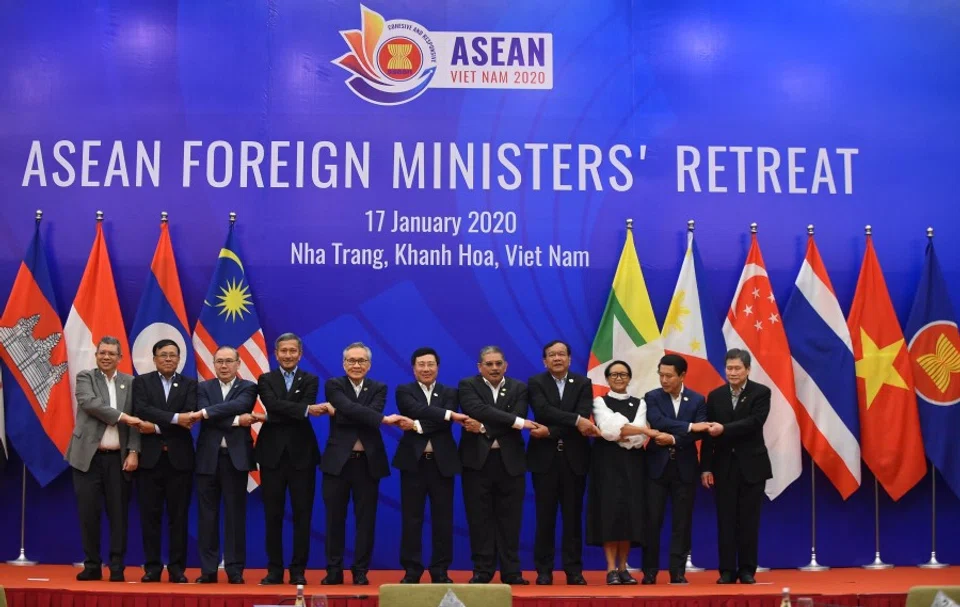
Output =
[
  {"x1": 568, "y1": 378, "x2": 574, "y2": 383},
  {"x1": 295, "y1": 389, "x2": 301, "y2": 394},
  {"x1": 363, "y1": 387, "x2": 368, "y2": 392},
  {"x1": 173, "y1": 383, "x2": 179, "y2": 388},
  {"x1": 120, "y1": 384, "x2": 126, "y2": 390},
  {"x1": 683, "y1": 396, "x2": 688, "y2": 402}
]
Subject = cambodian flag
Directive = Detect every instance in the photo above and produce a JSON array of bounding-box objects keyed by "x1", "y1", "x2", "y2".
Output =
[
  {"x1": 783, "y1": 231, "x2": 861, "y2": 499},
  {"x1": 130, "y1": 216, "x2": 195, "y2": 377},
  {"x1": 0, "y1": 217, "x2": 73, "y2": 486}
]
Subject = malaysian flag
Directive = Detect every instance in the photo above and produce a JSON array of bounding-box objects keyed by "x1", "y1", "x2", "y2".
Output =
[{"x1": 192, "y1": 216, "x2": 270, "y2": 490}]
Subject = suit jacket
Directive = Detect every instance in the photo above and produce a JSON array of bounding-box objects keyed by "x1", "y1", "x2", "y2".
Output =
[
  {"x1": 458, "y1": 375, "x2": 528, "y2": 477},
  {"x1": 133, "y1": 371, "x2": 198, "y2": 471},
  {"x1": 392, "y1": 381, "x2": 461, "y2": 477},
  {"x1": 645, "y1": 386, "x2": 707, "y2": 483},
  {"x1": 701, "y1": 380, "x2": 773, "y2": 485},
  {"x1": 195, "y1": 378, "x2": 258, "y2": 475},
  {"x1": 526, "y1": 371, "x2": 592, "y2": 475},
  {"x1": 255, "y1": 368, "x2": 320, "y2": 470},
  {"x1": 321, "y1": 376, "x2": 390, "y2": 478},
  {"x1": 66, "y1": 368, "x2": 139, "y2": 472}
]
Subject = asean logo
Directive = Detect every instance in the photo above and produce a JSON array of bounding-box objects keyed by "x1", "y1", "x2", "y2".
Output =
[
  {"x1": 333, "y1": 5, "x2": 437, "y2": 106},
  {"x1": 908, "y1": 320, "x2": 960, "y2": 406}
]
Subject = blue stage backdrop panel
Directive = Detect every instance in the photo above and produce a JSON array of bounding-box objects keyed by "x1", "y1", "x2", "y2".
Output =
[{"x1": 1, "y1": 0, "x2": 959, "y2": 571}]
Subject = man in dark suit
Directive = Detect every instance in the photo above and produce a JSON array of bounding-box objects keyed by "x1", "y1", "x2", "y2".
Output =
[
  {"x1": 190, "y1": 345, "x2": 257, "y2": 584},
  {"x1": 642, "y1": 354, "x2": 711, "y2": 585},
  {"x1": 254, "y1": 332, "x2": 330, "y2": 586},
  {"x1": 321, "y1": 342, "x2": 411, "y2": 586},
  {"x1": 459, "y1": 345, "x2": 539, "y2": 585},
  {"x1": 393, "y1": 347, "x2": 468, "y2": 584},
  {"x1": 132, "y1": 339, "x2": 198, "y2": 583},
  {"x1": 701, "y1": 348, "x2": 773, "y2": 585},
  {"x1": 526, "y1": 340, "x2": 599, "y2": 586},
  {"x1": 67, "y1": 336, "x2": 142, "y2": 582}
]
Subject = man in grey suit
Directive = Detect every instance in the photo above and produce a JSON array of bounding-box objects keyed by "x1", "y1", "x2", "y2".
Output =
[{"x1": 66, "y1": 336, "x2": 143, "y2": 582}]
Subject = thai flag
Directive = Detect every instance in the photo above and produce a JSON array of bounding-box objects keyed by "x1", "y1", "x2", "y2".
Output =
[
  {"x1": 65, "y1": 219, "x2": 133, "y2": 413},
  {"x1": 0, "y1": 219, "x2": 73, "y2": 485},
  {"x1": 193, "y1": 220, "x2": 269, "y2": 491},
  {"x1": 782, "y1": 232, "x2": 861, "y2": 499},
  {"x1": 130, "y1": 218, "x2": 195, "y2": 377}
]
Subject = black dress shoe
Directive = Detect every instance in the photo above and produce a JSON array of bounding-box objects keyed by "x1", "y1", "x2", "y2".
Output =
[
  {"x1": 431, "y1": 574, "x2": 454, "y2": 584},
  {"x1": 169, "y1": 572, "x2": 188, "y2": 584},
  {"x1": 321, "y1": 572, "x2": 344, "y2": 585},
  {"x1": 260, "y1": 573, "x2": 284, "y2": 585},
  {"x1": 502, "y1": 574, "x2": 529, "y2": 585},
  {"x1": 618, "y1": 570, "x2": 638, "y2": 585},
  {"x1": 566, "y1": 573, "x2": 587, "y2": 586},
  {"x1": 536, "y1": 572, "x2": 553, "y2": 585},
  {"x1": 77, "y1": 568, "x2": 102, "y2": 581},
  {"x1": 109, "y1": 570, "x2": 125, "y2": 583},
  {"x1": 400, "y1": 573, "x2": 421, "y2": 584},
  {"x1": 353, "y1": 571, "x2": 369, "y2": 586},
  {"x1": 469, "y1": 573, "x2": 492, "y2": 584},
  {"x1": 717, "y1": 572, "x2": 737, "y2": 584},
  {"x1": 739, "y1": 572, "x2": 756, "y2": 584},
  {"x1": 289, "y1": 572, "x2": 307, "y2": 586},
  {"x1": 670, "y1": 574, "x2": 688, "y2": 584},
  {"x1": 141, "y1": 572, "x2": 162, "y2": 583},
  {"x1": 195, "y1": 573, "x2": 218, "y2": 584},
  {"x1": 605, "y1": 570, "x2": 621, "y2": 585},
  {"x1": 641, "y1": 571, "x2": 657, "y2": 585},
  {"x1": 228, "y1": 575, "x2": 245, "y2": 585}
]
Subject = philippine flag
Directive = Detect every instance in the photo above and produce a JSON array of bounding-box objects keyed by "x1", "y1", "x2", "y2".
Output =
[
  {"x1": 130, "y1": 217, "x2": 194, "y2": 377},
  {"x1": 782, "y1": 230, "x2": 861, "y2": 499},
  {"x1": 65, "y1": 218, "x2": 132, "y2": 414}
]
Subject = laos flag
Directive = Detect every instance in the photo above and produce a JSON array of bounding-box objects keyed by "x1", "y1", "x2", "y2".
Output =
[{"x1": 130, "y1": 217, "x2": 194, "y2": 376}]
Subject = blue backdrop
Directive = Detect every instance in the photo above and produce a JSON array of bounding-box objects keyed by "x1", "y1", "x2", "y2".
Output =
[{"x1": 1, "y1": 0, "x2": 959, "y2": 571}]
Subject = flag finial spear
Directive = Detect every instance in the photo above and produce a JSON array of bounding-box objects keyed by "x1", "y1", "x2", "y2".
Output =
[
  {"x1": 807, "y1": 224, "x2": 814, "y2": 236},
  {"x1": 865, "y1": 224, "x2": 872, "y2": 236},
  {"x1": 625, "y1": 218, "x2": 633, "y2": 231},
  {"x1": 750, "y1": 222, "x2": 758, "y2": 234},
  {"x1": 161, "y1": 211, "x2": 169, "y2": 223},
  {"x1": 96, "y1": 210, "x2": 104, "y2": 222},
  {"x1": 687, "y1": 219, "x2": 695, "y2": 232},
  {"x1": 35, "y1": 209, "x2": 43, "y2": 224},
  {"x1": 927, "y1": 226, "x2": 934, "y2": 240},
  {"x1": 229, "y1": 212, "x2": 237, "y2": 225}
]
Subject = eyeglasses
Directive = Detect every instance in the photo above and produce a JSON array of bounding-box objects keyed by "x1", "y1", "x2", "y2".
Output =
[
  {"x1": 156, "y1": 353, "x2": 180, "y2": 360},
  {"x1": 214, "y1": 358, "x2": 238, "y2": 365},
  {"x1": 415, "y1": 362, "x2": 437, "y2": 369},
  {"x1": 608, "y1": 372, "x2": 630, "y2": 379},
  {"x1": 97, "y1": 351, "x2": 119, "y2": 358},
  {"x1": 345, "y1": 358, "x2": 370, "y2": 366}
]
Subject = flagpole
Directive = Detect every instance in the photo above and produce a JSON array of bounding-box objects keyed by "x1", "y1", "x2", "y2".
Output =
[
  {"x1": 862, "y1": 476, "x2": 892, "y2": 569},
  {"x1": 685, "y1": 553, "x2": 704, "y2": 573},
  {"x1": 6, "y1": 463, "x2": 38, "y2": 566},
  {"x1": 800, "y1": 453, "x2": 828, "y2": 571}
]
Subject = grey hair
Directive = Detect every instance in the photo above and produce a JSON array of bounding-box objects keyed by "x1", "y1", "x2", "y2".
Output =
[
  {"x1": 343, "y1": 342, "x2": 372, "y2": 361},
  {"x1": 215, "y1": 345, "x2": 240, "y2": 359},
  {"x1": 97, "y1": 336, "x2": 123, "y2": 355},
  {"x1": 725, "y1": 348, "x2": 752, "y2": 368},
  {"x1": 478, "y1": 345, "x2": 505, "y2": 363},
  {"x1": 275, "y1": 333, "x2": 302, "y2": 350}
]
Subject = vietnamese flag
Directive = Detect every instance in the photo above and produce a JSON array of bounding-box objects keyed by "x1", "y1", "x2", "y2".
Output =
[{"x1": 847, "y1": 231, "x2": 926, "y2": 501}]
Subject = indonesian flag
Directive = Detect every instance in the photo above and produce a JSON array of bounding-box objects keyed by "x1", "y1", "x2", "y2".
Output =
[
  {"x1": 65, "y1": 220, "x2": 133, "y2": 415},
  {"x1": 587, "y1": 225, "x2": 664, "y2": 398},
  {"x1": 723, "y1": 231, "x2": 802, "y2": 499}
]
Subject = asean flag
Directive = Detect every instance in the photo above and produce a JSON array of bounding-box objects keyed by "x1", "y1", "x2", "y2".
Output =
[
  {"x1": 130, "y1": 217, "x2": 194, "y2": 377},
  {"x1": 0, "y1": 218, "x2": 73, "y2": 485},
  {"x1": 847, "y1": 231, "x2": 925, "y2": 501},
  {"x1": 65, "y1": 218, "x2": 132, "y2": 415},
  {"x1": 661, "y1": 225, "x2": 726, "y2": 395},
  {"x1": 723, "y1": 229, "x2": 802, "y2": 500}
]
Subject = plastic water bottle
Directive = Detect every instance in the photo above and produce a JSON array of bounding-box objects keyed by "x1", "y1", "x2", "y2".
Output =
[
  {"x1": 294, "y1": 584, "x2": 305, "y2": 607},
  {"x1": 781, "y1": 587, "x2": 792, "y2": 607}
]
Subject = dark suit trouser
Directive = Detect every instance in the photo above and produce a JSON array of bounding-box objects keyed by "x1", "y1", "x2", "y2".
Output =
[
  {"x1": 462, "y1": 450, "x2": 525, "y2": 578},
  {"x1": 323, "y1": 454, "x2": 380, "y2": 574},
  {"x1": 532, "y1": 451, "x2": 586, "y2": 576},
  {"x1": 73, "y1": 451, "x2": 130, "y2": 571},
  {"x1": 643, "y1": 459, "x2": 696, "y2": 576},
  {"x1": 138, "y1": 452, "x2": 192, "y2": 575},
  {"x1": 715, "y1": 459, "x2": 764, "y2": 576},
  {"x1": 197, "y1": 449, "x2": 248, "y2": 576},
  {"x1": 399, "y1": 457, "x2": 454, "y2": 578},
  {"x1": 260, "y1": 451, "x2": 316, "y2": 576}
]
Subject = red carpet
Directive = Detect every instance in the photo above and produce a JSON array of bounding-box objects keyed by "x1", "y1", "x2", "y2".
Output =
[{"x1": 1, "y1": 565, "x2": 956, "y2": 607}]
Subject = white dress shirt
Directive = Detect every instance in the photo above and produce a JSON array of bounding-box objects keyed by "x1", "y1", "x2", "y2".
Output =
[
  {"x1": 481, "y1": 377, "x2": 524, "y2": 448},
  {"x1": 592, "y1": 391, "x2": 648, "y2": 450},
  {"x1": 99, "y1": 370, "x2": 122, "y2": 451},
  {"x1": 203, "y1": 378, "x2": 240, "y2": 448},
  {"x1": 413, "y1": 381, "x2": 453, "y2": 452},
  {"x1": 352, "y1": 379, "x2": 365, "y2": 451}
]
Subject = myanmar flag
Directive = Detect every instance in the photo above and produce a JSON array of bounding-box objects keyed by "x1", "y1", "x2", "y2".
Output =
[
  {"x1": 847, "y1": 233, "x2": 926, "y2": 501},
  {"x1": 588, "y1": 224, "x2": 664, "y2": 398}
]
